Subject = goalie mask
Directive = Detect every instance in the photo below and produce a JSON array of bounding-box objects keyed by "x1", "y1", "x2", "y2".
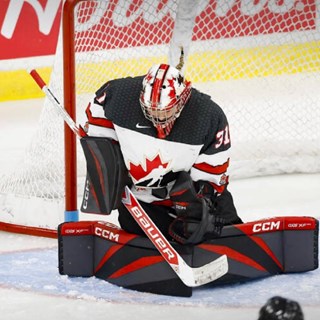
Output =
[{"x1": 140, "y1": 63, "x2": 192, "y2": 139}]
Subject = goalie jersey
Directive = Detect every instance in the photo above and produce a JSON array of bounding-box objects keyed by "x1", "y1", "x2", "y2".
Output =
[{"x1": 84, "y1": 76, "x2": 232, "y2": 206}]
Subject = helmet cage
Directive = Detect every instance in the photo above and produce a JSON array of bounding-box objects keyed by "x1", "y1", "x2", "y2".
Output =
[
  {"x1": 140, "y1": 85, "x2": 191, "y2": 128},
  {"x1": 140, "y1": 64, "x2": 192, "y2": 137}
]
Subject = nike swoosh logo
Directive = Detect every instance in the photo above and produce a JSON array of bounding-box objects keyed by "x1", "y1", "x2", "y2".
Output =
[{"x1": 136, "y1": 123, "x2": 151, "y2": 129}]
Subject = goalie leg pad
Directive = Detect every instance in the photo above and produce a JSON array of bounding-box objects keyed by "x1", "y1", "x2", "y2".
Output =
[
  {"x1": 58, "y1": 217, "x2": 318, "y2": 296},
  {"x1": 58, "y1": 221, "x2": 193, "y2": 297}
]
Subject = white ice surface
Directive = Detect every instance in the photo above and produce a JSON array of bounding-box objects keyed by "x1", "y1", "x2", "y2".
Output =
[{"x1": 0, "y1": 99, "x2": 319, "y2": 319}]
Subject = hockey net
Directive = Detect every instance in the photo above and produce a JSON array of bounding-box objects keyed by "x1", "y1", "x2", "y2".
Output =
[{"x1": 0, "y1": 0, "x2": 320, "y2": 233}]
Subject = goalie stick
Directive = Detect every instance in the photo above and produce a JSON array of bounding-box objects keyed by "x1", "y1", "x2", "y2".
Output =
[
  {"x1": 28, "y1": 69, "x2": 85, "y2": 138},
  {"x1": 29, "y1": 69, "x2": 228, "y2": 287},
  {"x1": 122, "y1": 186, "x2": 228, "y2": 287}
]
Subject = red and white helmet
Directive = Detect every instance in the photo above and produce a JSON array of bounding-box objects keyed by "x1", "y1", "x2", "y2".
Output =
[{"x1": 140, "y1": 63, "x2": 192, "y2": 138}]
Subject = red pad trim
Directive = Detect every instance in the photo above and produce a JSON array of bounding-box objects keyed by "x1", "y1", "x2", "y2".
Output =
[
  {"x1": 236, "y1": 216, "x2": 316, "y2": 236},
  {"x1": 251, "y1": 235, "x2": 283, "y2": 270},
  {"x1": 198, "y1": 243, "x2": 267, "y2": 272},
  {"x1": 93, "y1": 222, "x2": 139, "y2": 244},
  {"x1": 60, "y1": 221, "x2": 140, "y2": 245},
  {"x1": 95, "y1": 244, "x2": 124, "y2": 273},
  {"x1": 59, "y1": 221, "x2": 95, "y2": 236},
  {"x1": 108, "y1": 256, "x2": 164, "y2": 279},
  {"x1": 87, "y1": 143, "x2": 106, "y2": 198}
]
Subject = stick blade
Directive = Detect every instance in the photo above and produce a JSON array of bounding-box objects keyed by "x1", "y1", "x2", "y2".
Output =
[
  {"x1": 178, "y1": 254, "x2": 228, "y2": 287},
  {"x1": 190, "y1": 254, "x2": 228, "y2": 286}
]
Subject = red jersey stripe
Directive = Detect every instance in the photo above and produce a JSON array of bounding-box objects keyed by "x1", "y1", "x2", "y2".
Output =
[
  {"x1": 86, "y1": 103, "x2": 114, "y2": 129},
  {"x1": 193, "y1": 159, "x2": 229, "y2": 175},
  {"x1": 209, "y1": 180, "x2": 227, "y2": 193}
]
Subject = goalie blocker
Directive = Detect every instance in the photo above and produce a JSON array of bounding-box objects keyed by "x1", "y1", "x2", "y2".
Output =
[
  {"x1": 80, "y1": 136, "x2": 131, "y2": 214},
  {"x1": 58, "y1": 216, "x2": 318, "y2": 297}
]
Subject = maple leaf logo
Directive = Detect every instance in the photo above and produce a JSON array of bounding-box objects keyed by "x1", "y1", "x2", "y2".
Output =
[
  {"x1": 167, "y1": 78, "x2": 177, "y2": 100},
  {"x1": 128, "y1": 154, "x2": 169, "y2": 182}
]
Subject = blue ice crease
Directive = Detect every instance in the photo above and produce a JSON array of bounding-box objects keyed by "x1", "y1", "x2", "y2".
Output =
[{"x1": 0, "y1": 246, "x2": 319, "y2": 307}]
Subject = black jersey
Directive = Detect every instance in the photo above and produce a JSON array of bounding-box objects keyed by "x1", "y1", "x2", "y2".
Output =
[{"x1": 84, "y1": 76, "x2": 231, "y2": 204}]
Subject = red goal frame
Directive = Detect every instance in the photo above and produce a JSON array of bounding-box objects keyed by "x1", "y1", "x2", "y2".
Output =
[{"x1": 62, "y1": 0, "x2": 83, "y2": 221}]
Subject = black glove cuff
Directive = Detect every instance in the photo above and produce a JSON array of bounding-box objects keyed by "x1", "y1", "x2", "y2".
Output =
[{"x1": 169, "y1": 198, "x2": 226, "y2": 245}]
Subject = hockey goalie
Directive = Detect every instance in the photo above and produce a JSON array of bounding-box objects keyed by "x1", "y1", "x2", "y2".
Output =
[{"x1": 58, "y1": 58, "x2": 318, "y2": 297}]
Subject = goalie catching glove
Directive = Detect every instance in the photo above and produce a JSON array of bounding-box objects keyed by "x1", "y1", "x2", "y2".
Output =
[{"x1": 169, "y1": 171, "x2": 225, "y2": 245}]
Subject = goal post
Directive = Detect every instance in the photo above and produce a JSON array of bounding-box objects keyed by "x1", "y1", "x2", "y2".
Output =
[
  {"x1": 62, "y1": 0, "x2": 80, "y2": 223},
  {"x1": 1, "y1": 0, "x2": 320, "y2": 235}
]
